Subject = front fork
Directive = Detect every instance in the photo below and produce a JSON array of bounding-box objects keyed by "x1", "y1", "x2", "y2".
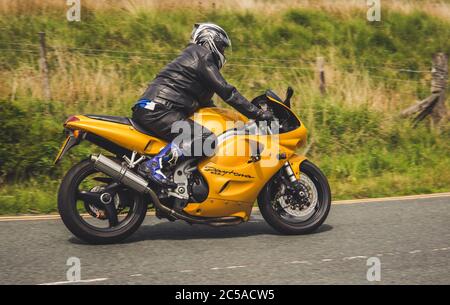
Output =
[
  {"x1": 283, "y1": 162, "x2": 298, "y2": 183},
  {"x1": 282, "y1": 155, "x2": 308, "y2": 195},
  {"x1": 282, "y1": 161, "x2": 310, "y2": 200}
]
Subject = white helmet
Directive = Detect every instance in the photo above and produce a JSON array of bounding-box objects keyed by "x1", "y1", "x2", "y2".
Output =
[{"x1": 191, "y1": 23, "x2": 231, "y2": 69}]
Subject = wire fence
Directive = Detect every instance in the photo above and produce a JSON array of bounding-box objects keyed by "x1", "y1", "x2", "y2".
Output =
[
  {"x1": 1, "y1": 42, "x2": 314, "y2": 64},
  {"x1": 1, "y1": 42, "x2": 446, "y2": 87}
]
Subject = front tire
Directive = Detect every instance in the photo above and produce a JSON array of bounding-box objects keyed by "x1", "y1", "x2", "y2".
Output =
[
  {"x1": 58, "y1": 159, "x2": 148, "y2": 244},
  {"x1": 258, "y1": 160, "x2": 331, "y2": 234}
]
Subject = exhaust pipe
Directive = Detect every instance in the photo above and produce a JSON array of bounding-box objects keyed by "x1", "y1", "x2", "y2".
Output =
[
  {"x1": 91, "y1": 154, "x2": 149, "y2": 194},
  {"x1": 91, "y1": 154, "x2": 241, "y2": 226}
]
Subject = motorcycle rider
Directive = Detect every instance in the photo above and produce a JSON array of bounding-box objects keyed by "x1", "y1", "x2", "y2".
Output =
[{"x1": 132, "y1": 23, "x2": 273, "y2": 188}]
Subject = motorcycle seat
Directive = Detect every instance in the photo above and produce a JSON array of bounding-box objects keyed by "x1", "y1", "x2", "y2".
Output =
[{"x1": 84, "y1": 114, "x2": 157, "y2": 137}]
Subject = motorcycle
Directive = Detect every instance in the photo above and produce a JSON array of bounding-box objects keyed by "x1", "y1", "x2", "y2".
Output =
[{"x1": 54, "y1": 88, "x2": 331, "y2": 244}]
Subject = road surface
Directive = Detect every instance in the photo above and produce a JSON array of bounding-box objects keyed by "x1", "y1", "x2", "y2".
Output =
[{"x1": 0, "y1": 194, "x2": 449, "y2": 285}]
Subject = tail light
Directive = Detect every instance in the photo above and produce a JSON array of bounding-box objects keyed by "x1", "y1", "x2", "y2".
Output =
[
  {"x1": 64, "y1": 116, "x2": 82, "y2": 138},
  {"x1": 64, "y1": 115, "x2": 80, "y2": 125}
]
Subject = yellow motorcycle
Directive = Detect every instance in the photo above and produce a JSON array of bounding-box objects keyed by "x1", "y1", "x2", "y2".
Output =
[{"x1": 55, "y1": 88, "x2": 331, "y2": 244}]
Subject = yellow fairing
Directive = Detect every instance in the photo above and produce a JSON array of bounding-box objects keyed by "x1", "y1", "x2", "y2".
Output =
[
  {"x1": 65, "y1": 115, "x2": 166, "y2": 155},
  {"x1": 183, "y1": 110, "x2": 308, "y2": 221},
  {"x1": 190, "y1": 107, "x2": 249, "y2": 135}
]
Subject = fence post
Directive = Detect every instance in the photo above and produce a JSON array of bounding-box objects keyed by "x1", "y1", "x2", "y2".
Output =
[
  {"x1": 316, "y1": 56, "x2": 326, "y2": 95},
  {"x1": 430, "y1": 53, "x2": 448, "y2": 123},
  {"x1": 401, "y1": 53, "x2": 448, "y2": 126},
  {"x1": 38, "y1": 32, "x2": 52, "y2": 101}
]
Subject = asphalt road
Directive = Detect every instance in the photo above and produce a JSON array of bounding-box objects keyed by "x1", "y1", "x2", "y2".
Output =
[{"x1": 0, "y1": 194, "x2": 449, "y2": 285}]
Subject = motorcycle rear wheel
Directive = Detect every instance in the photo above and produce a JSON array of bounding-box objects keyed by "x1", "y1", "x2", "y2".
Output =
[
  {"x1": 58, "y1": 158, "x2": 148, "y2": 244},
  {"x1": 257, "y1": 160, "x2": 331, "y2": 234}
]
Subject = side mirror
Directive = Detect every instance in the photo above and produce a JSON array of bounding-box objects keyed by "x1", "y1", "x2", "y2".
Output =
[{"x1": 284, "y1": 86, "x2": 294, "y2": 108}]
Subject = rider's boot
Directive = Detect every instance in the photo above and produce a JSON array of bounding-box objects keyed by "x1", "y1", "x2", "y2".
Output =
[{"x1": 138, "y1": 142, "x2": 185, "y2": 188}]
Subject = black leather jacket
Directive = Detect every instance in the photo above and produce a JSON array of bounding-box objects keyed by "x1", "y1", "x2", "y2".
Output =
[{"x1": 139, "y1": 43, "x2": 261, "y2": 118}]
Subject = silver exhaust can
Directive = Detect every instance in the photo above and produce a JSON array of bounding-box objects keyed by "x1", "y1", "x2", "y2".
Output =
[{"x1": 91, "y1": 154, "x2": 149, "y2": 194}]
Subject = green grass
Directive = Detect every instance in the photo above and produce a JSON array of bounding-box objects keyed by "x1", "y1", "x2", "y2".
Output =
[{"x1": 0, "y1": 5, "x2": 449, "y2": 214}]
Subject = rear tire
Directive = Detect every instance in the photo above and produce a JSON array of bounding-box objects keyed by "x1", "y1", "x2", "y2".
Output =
[
  {"x1": 258, "y1": 160, "x2": 331, "y2": 234},
  {"x1": 58, "y1": 159, "x2": 148, "y2": 244}
]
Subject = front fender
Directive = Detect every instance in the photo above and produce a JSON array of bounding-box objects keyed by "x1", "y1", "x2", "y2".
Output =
[
  {"x1": 287, "y1": 154, "x2": 308, "y2": 179},
  {"x1": 256, "y1": 154, "x2": 307, "y2": 209}
]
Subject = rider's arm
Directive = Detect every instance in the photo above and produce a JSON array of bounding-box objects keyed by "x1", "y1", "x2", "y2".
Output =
[
  {"x1": 199, "y1": 53, "x2": 262, "y2": 119},
  {"x1": 202, "y1": 99, "x2": 216, "y2": 108}
]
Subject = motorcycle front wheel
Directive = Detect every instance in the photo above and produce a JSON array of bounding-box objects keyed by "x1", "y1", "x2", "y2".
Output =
[
  {"x1": 58, "y1": 158, "x2": 148, "y2": 244},
  {"x1": 257, "y1": 160, "x2": 331, "y2": 234}
]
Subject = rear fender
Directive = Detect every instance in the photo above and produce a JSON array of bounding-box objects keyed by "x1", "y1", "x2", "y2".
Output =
[{"x1": 53, "y1": 129, "x2": 84, "y2": 165}]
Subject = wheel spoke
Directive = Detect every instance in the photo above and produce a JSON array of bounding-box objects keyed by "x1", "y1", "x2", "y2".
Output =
[
  {"x1": 77, "y1": 191, "x2": 101, "y2": 205},
  {"x1": 104, "y1": 203, "x2": 119, "y2": 227},
  {"x1": 103, "y1": 182, "x2": 121, "y2": 194},
  {"x1": 93, "y1": 177, "x2": 114, "y2": 184}
]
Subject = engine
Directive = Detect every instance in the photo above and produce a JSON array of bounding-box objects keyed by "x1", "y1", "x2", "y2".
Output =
[{"x1": 189, "y1": 173, "x2": 209, "y2": 203}]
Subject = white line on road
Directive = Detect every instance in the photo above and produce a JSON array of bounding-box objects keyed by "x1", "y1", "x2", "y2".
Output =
[
  {"x1": 332, "y1": 192, "x2": 450, "y2": 205},
  {"x1": 342, "y1": 256, "x2": 368, "y2": 261},
  {"x1": 408, "y1": 250, "x2": 422, "y2": 254},
  {"x1": 210, "y1": 265, "x2": 246, "y2": 270},
  {"x1": 40, "y1": 278, "x2": 108, "y2": 285},
  {"x1": 0, "y1": 212, "x2": 156, "y2": 222},
  {"x1": 2, "y1": 192, "x2": 449, "y2": 222},
  {"x1": 40, "y1": 246, "x2": 447, "y2": 284},
  {"x1": 225, "y1": 265, "x2": 246, "y2": 269},
  {"x1": 286, "y1": 260, "x2": 312, "y2": 265}
]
